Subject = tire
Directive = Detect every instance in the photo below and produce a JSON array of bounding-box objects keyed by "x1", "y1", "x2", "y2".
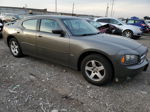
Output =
[
  {"x1": 81, "y1": 54, "x2": 113, "y2": 86},
  {"x1": 122, "y1": 30, "x2": 133, "y2": 38},
  {"x1": 9, "y1": 38, "x2": 23, "y2": 57}
]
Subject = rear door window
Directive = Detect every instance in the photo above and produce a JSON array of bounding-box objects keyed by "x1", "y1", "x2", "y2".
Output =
[{"x1": 22, "y1": 19, "x2": 37, "y2": 30}]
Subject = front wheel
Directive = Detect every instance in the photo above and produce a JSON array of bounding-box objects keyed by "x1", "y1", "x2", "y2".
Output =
[
  {"x1": 9, "y1": 38, "x2": 24, "y2": 57},
  {"x1": 122, "y1": 30, "x2": 133, "y2": 38},
  {"x1": 81, "y1": 54, "x2": 113, "y2": 86}
]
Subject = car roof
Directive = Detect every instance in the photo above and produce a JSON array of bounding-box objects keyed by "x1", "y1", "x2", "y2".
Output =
[
  {"x1": 128, "y1": 19, "x2": 144, "y2": 21},
  {"x1": 94, "y1": 17, "x2": 118, "y2": 20},
  {"x1": 22, "y1": 15, "x2": 80, "y2": 20}
]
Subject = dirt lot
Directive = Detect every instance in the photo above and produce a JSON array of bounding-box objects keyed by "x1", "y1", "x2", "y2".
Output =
[{"x1": 0, "y1": 36, "x2": 150, "y2": 112}]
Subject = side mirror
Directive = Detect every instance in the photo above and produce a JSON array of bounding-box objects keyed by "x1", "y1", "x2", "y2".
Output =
[{"x1": 52, "y1": 30, "x2": 66, "y2": 37}]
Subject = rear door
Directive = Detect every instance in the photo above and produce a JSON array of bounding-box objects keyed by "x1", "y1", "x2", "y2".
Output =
[
  {"x1": 36, "y1": 19, "x2": 70, "y2": 65},
  {"x1": 20, "y1": 19, "x2": 38, "y2": 56}
]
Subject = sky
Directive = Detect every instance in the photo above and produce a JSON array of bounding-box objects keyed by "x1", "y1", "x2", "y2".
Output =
[{"x1": 0, "y1": 0, "x2": 150, "y2": 18}]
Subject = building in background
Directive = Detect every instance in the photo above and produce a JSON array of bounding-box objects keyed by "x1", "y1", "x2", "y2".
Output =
[{"x1": 0, "y1": 6, "x2": 100, "y2": 18}]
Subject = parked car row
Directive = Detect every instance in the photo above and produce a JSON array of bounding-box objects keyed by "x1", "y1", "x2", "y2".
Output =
[
  {"x1": 1, "y1": 13, "x2": 149, "y2": 39},
  {"x1": 87, "y1": 20, "x2": 122, "y2": 36},
  {"x1": 93, "y1": 17, "x2": 143, "y2": 39},
  {"x1": 2, "y1": 15, "x2": 149, "y2": 85}
]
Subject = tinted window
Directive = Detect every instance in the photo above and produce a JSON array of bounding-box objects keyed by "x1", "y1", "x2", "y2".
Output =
[
  {"x1": 135, "y1": 20, "x2": 145, "y2": 24},
  {"x1": 40, "y1": 19, "x2": 61, "y2": 33},
  {"x1": 23, "y1": 19, "x2": 37, "y2": 30},
  {"x1": 127, "y1": 20, "x2": 135, "y2": 24},
  {"x1": 97, "y1": 19, "x2": 109, "y2": 23}
]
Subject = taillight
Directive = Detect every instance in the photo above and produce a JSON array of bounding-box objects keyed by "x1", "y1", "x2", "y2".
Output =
[{"x1": 141, "y1": 24, "x2": 146, "y2": 26}]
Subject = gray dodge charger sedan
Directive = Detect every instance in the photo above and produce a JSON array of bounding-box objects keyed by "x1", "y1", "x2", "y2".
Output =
[{"x1": 2, "y1": 15, "x2": 149, "y2": 85}]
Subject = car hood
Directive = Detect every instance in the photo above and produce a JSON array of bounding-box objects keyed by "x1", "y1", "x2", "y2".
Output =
[{"x1": 85, "y1": 34, "x2": 142, "y2": 50}]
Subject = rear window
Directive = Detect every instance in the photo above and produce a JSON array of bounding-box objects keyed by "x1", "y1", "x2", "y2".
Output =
[
  {"x1": 97, "y1": 19, "x2": 109, "y2": 23},
  {"x1": 109, "y1": 19, "x2": 120, "y2": 24},
  {"x1": 22, "y1": 19, "x2": 37, "y2": 30}
]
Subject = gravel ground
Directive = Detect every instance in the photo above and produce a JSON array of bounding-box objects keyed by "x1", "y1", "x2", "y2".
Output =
[{"x1": 0, "y1": 36, "x2": 150, "y2": 112}]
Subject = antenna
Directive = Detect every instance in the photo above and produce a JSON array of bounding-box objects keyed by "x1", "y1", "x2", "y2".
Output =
[
  {"x1": 72, "y1": 2, "x2": 75, "y2": 16},
  {"x1": 110, "y1": 0, "x2": 115, "y2": 17},
  {"x1": 55, "y1": 0, "x2": 57, "y2": 13},
  {"x1": 105, "y1": 3, "x2": 109, "y2": 17}
]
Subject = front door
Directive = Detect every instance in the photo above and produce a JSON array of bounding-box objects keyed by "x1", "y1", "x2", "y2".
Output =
[{"x1": 36, "y1": 19, "x2": 70, "y2": 65}]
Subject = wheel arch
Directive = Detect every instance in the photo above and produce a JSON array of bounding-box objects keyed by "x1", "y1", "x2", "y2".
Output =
[
  {"x1": 123, "y1": 29, "x2": 133, "y2": 33},
  {"x1": 7, "y1": 35, "x2": 16, "y2": 47},
  {"x1": 77, "y1": 51, "x2": 115, "y2": 77}
]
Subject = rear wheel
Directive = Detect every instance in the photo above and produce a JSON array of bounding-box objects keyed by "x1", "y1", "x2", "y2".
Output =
[
  {"x1": 81, "y1": 54, "x2": 113, "y2": 86},
  {"x1": 9, "y1": 38, "x2": 23, "y2": 57},
  {"x1": 122, "y1": 30, "x2": 133, "y2": 38}
]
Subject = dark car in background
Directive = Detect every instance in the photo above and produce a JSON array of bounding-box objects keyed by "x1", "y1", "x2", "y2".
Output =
[
  {"x1": 126, "y1": 17, "x2": 149, "y2": 33},
  {"x1": 0, "y1": 19, "x2": 4, "y2": 37},
  {"x1": 2, "y1": 15, "x2": 149, "y2": 85}
]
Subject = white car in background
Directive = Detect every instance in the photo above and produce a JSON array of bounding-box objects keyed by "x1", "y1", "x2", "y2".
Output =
[
  {"x1": 94, "y1": 17, "x2": 143, "y2": 39},
  {"x1": 145, "y1": 20, "x2": 150, "y2": 27}
]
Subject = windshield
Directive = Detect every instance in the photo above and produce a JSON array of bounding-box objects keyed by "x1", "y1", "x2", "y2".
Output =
[
  {"x1": 62, "y1": 19, "x2": 99, "y2": 36},
  {"x1": 117, "y1": 19, "x2": 126, "y2": 25}
]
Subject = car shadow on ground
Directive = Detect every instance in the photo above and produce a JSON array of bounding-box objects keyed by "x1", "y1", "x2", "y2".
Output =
[
  {"x1": 0, "y1": 35, "x2": 3, "y2": 39},
  {"x1": 22, "y1": 55, "x2": 150, "y2": 88}
]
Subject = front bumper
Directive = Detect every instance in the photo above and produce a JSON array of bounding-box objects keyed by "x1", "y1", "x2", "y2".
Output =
[
  {"x1": 115, "y1": 58, "x2": 149, "y2": 80},
  {"x1": 133, "y1": 32, "x2": 143, "y2": 37},
  {"x1": 133, "y1": 29, "x2": 143, "y2": 36}
]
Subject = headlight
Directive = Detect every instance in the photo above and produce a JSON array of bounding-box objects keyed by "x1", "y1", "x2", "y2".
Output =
[{"x1": 121, "y1": 55, "x2": 139, "y2": 65}]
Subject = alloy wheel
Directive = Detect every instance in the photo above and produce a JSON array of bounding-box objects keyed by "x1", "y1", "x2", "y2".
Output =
[
  {"x1": 10, "y1": 40, "x2": 19, "y2": 56},
  {"x1": 124, "y1": 31, "x2": 132, "y2": 38},
  {"x1": 85, "y1": 60, "x2": 105, "y2": 82}
]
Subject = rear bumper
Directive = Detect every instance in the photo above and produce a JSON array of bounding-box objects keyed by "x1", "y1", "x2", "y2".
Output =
[{"x1": 115, "y1": 58, "x2": 149, "y2": 80}]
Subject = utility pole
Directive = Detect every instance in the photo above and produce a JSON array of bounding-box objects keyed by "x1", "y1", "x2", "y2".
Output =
[
  {"x1": 105, "y1": 3, "x2": 109, "y2": 17},
  {"x1": 110, "y1": 0, "x2": 114, "y2": 17},
  {"x1": 55, "y1": 0, "x2": 57, "y2": 13},
  {"x1": 72, "y1": 2, "x2": 75, "y2": 16}
]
